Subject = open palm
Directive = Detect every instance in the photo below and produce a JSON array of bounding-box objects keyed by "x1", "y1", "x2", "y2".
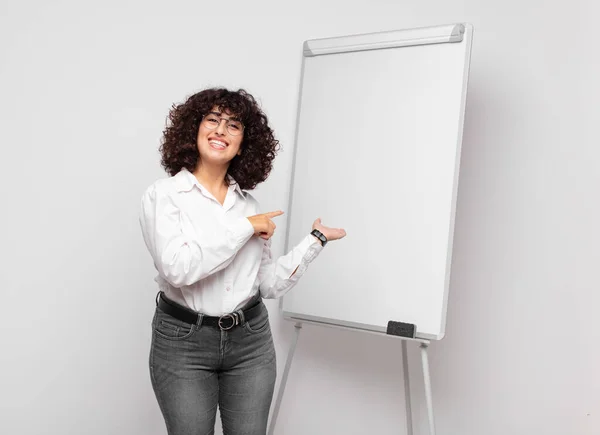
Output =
[{"x1": 312, "y1": 218, "x2": 346, "y2": 242}]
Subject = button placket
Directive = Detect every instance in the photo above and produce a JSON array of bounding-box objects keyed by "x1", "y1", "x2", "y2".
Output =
[
  {"x1": 223, "y1": 266, "x2": 234, "y2": 300},
  {"x1": 223, "y1": 198, "x2": 234, "y2": 295}
]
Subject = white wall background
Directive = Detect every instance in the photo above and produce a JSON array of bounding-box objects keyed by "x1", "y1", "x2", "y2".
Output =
[{"x1": 1, "y1": 1, "x2": 598, "y2": 434}]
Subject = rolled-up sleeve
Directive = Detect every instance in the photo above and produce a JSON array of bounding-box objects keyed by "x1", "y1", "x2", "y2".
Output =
[
  {"x1": 139, "y1": 184, "x2": 254, "y2": 287},
  {"x1": 257, "y1": 234, "x2": 323, "y2": 299}
]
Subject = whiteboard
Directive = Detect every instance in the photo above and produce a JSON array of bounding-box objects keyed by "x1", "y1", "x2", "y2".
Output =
[{"x1": 281, "y1": 24, "x2": 473, "y2": 340}]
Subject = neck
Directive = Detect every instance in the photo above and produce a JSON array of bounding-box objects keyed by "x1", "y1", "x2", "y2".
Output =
[{"x1": 193, "y1": 162, "x2": 229, "y2": 191}]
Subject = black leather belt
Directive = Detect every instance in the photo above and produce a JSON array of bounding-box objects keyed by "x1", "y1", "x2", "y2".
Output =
[{"x1": 156, "y1": 291, "x2": 262, "y2": 330}]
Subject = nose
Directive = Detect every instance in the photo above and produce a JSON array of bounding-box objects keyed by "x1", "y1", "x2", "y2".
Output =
[{"x1": 215, "y1": 119, "x2": 228, "y2": 135}]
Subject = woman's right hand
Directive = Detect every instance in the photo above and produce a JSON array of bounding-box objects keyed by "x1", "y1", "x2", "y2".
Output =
[{"x1": 247, "y1": 210, "x2": 284, "y2": 240}]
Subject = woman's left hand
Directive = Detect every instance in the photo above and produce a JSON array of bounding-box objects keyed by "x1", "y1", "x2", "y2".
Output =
[{"x1": 312, "y1": 218, "x2": 347, "y2": 243}]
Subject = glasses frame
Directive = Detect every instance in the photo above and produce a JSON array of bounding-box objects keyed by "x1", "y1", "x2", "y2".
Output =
[{"x1": 201, "y1": 112, "x2": 245, "y2": 136}]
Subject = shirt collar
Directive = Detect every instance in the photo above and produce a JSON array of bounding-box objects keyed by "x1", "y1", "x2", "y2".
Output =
[{"x1": 173, "y1": 168, "x2": 246, "y2": 198}]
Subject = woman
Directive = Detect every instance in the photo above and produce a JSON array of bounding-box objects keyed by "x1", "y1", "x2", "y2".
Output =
[{"x1": 139, "y1": 87, "x2": 346, "y2": 435}]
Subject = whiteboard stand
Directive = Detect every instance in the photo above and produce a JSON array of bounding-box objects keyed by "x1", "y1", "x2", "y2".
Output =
[
  {"x1": 268, "y1": 22, "x2": 474, "y2": 435},
  {"x1": 267, "y1": 321, "x2": 436, "y2": 435}
]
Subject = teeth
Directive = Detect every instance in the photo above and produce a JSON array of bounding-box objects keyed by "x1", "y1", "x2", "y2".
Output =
[{"x1": 209, "y1": 140, "x2": 227, "y2": 149}]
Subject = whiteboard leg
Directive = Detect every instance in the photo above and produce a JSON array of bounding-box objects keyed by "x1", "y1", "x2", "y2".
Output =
[
  {"x1": 268, "y1": 322, "x2": 302, "y2": 435},
  {"x1": 402, "y1": 340, "x2": 413, "y2": 435},
  {"x1": 420, "y1": 343, "x2": 436, "y2": 435}
]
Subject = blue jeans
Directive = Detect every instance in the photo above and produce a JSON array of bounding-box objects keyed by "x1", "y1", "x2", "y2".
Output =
[{"x1": 149, "y1": 296, "x2": 277, "y2": 435}]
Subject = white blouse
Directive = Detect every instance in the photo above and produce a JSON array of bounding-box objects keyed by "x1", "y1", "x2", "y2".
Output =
[{"x1": 139, "y1": 168, "x2": 323, "y2": 316}]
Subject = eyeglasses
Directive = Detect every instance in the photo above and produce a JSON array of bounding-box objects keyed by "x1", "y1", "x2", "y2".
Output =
[{"x1": 201, "y1": 112, "x2": 244, "y2": 136}]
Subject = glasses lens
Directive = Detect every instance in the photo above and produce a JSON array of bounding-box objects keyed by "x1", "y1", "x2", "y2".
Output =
[
  {"x1": 227, "y1": 120, "x2": 243, "y2": 136},
  {"x1": 204, "y1": 114, "x2": 220, "y2": 129}
]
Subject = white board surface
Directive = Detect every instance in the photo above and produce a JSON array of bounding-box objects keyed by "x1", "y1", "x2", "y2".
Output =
[{"x1": 281, "y1": 24, "x2": 473, "y2": 340}]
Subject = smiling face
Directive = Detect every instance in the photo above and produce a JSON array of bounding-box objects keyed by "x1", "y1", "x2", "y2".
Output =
[{"x1": 196, "y1": 106, "x2": 244, "y2": 168}]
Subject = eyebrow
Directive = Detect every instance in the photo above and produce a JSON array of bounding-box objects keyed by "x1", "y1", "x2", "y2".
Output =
[{"x1": 209, "y1": 111, "x2": 241, "y2": 122}]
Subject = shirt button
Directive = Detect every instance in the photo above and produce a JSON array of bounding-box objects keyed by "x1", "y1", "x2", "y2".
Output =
[{"x1": 226, "y1": 286, "x2": 231, "y2": 291}]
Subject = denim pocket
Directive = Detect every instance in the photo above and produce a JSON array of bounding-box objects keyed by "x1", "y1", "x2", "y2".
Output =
[
  {"x1": 244, "y1": 305, "x2": 270, "y2": 334},
  {"x1": 153, "y1": 310, "x2": 196, "y2": 340}
]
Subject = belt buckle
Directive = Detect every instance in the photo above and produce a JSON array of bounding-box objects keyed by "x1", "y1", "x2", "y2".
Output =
[{"x1": 218, "y1": 313, "x2": 238, "y2": 330}]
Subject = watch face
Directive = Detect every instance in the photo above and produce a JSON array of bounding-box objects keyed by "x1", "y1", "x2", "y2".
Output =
[
  {"x1": 311, "y1": 230, "x2": 326, "y2": 245},
  {"x1": 313, "y1": 230, "x2": 326, "y2": 245}
]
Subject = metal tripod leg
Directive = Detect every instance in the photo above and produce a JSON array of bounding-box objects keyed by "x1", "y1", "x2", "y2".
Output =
[
  {"x1": 402, "y1": 340, "x2": 413, "y2": 435},
  {"x1": 420, "y1": 342, "x2": 436, "y2": 435},
  {"x1": 267, "y1": 322, "x2": 302, "y2": 435}
]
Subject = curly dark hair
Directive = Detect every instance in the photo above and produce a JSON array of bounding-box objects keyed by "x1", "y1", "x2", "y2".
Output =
[{"x1": 159, "y1": 87, "x2": 280, "y2": 190}]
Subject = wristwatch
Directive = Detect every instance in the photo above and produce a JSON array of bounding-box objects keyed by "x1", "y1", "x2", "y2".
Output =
[{"x1": 310, "y1": 229, "x2": 327, "y2": 247}]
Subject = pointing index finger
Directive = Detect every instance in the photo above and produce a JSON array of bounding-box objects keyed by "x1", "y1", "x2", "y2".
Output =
[{"x1": 265, "y1": 210, "x2": 284, "y2": 218}]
